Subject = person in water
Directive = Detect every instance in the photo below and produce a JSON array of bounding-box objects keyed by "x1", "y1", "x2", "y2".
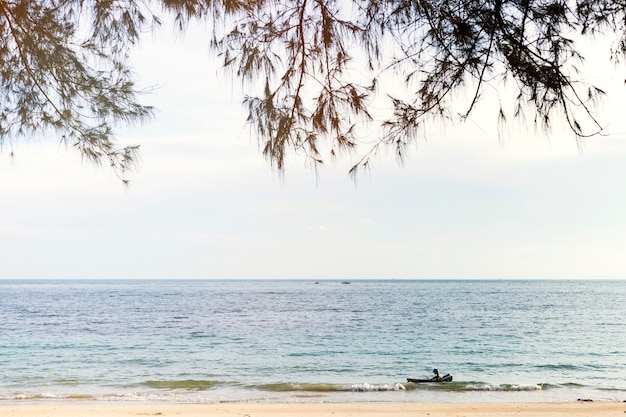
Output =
[{"x1": 432, "y1": 368, "x2": 442, "y2": 381}]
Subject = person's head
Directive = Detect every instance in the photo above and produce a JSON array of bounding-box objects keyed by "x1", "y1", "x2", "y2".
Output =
[{"x1": 433, "y1": 369, "x2": 439, "y2": 374}]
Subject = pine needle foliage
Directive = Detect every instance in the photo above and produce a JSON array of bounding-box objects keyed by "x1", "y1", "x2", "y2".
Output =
[
  {"x1": 0, "y1": 0, "x2": 157, "y2": 181},
  {"x1": 2, "y1": 0, "x2": 626, "y2": 179},
  {"x1": 208, "y1": 0, "x2": 626, "y2": 175}
]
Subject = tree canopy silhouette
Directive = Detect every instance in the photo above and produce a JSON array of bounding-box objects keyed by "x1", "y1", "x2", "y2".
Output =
[{"x1": 2, "y1": 0, "x2": 625, "y2": 179}]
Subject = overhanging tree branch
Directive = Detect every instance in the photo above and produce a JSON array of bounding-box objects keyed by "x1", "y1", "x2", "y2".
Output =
[{"x1": 2, "y1": 0, "x2": 626, "y2": 181}]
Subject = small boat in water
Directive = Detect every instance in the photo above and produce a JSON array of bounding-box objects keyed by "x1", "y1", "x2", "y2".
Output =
[{"x1": 407, "y1": 373, "x2": 453, "y2": 383}]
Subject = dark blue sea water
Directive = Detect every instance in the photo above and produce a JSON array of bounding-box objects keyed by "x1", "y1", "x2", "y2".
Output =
[{"x1": 0, "y1": 279, "x2": 625, "y2": 403}]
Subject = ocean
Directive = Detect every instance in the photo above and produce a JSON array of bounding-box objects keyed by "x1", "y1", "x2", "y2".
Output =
[{"x1": 0, "y1": 279, "x2": 624, "y2": 403}]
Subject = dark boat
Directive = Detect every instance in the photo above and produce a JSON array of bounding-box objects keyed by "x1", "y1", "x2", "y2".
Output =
[{"x1": 407, "y1": 374, "x2": 453, "y2": 383}]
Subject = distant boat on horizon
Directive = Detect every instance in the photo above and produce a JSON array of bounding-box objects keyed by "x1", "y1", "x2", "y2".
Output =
[{"x1": 341, "y1": 281, "x2": 350, "y2": 284}]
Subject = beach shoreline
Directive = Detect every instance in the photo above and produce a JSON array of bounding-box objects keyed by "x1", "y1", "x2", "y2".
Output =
[{"x1": 1, "y1": 401, "x2": 624, "y2": 417}]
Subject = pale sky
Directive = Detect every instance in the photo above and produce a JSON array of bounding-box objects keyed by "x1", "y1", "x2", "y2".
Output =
[{"x1": 2, "y1": 23, "x2": 626, "y2": 279}]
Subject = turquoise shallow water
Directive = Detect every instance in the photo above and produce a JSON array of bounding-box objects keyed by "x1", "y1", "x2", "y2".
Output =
[{"x1": 0, "y1": 279, "x2": 625, "y2": 403}]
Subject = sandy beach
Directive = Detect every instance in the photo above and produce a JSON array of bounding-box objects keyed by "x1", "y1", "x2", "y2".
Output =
[{"x1": 1, "y1": 402, "x2": 625, "y2": 417}]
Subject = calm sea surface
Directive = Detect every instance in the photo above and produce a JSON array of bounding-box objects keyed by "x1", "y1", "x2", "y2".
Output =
[{"x1": 1, "y1": 279, "x2": 625, "y2": 403}]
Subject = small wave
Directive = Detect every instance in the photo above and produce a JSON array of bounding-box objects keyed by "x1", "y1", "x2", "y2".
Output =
[
  {"x1": 463, "y1": 383, "x2": 544, "y2": 391},
  {"x1": 251, "y1": 381, "x2": 551, "y2": 394},
  {"x1": 343, "y1": 383, "x2": 406, "y2": 392},
  {"x1": 254, "y1": 383, "x2": 338, "y2": 392},
  {"x1": 253, "y1": 382, "x2": 406, "y2": 393},
  {"x1": 189, "y1": 332, "x2": 216, "y2": 338},
  {"x1": 534, "y1": 364, "x2": 582, "y2": 371},
  {"x1": 65, "y1": 394, "x2": 96, "y2": 399},
  {"x1": 144, "y1": 379, "x2": 221, "y2": 390},
  {"x1": 1, "y1": 392, "x2": 95, "y2": 401},
  {"x1": 402, "y1": 381, "x2": 548, "y2": 392},
  {"x1": 556, "y1": 382, "x2": 585, "y2": 388},
  {"x1": 287, "y1": 351, "x2": 348, "y2": 357},
  {"x1": 7, "y1": 392, "x2": 58, "y2": 400}
]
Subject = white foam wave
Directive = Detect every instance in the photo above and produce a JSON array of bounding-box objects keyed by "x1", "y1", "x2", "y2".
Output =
[
  {"x1": 465, "y1": 383, "x2": 543, "y2": 391},
  {"x1": 3, "y1": 392, "x2": 63, "y2": 400},
  {"x1": 343, "y1": 382, "x2": 406, "y2": 392}
]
